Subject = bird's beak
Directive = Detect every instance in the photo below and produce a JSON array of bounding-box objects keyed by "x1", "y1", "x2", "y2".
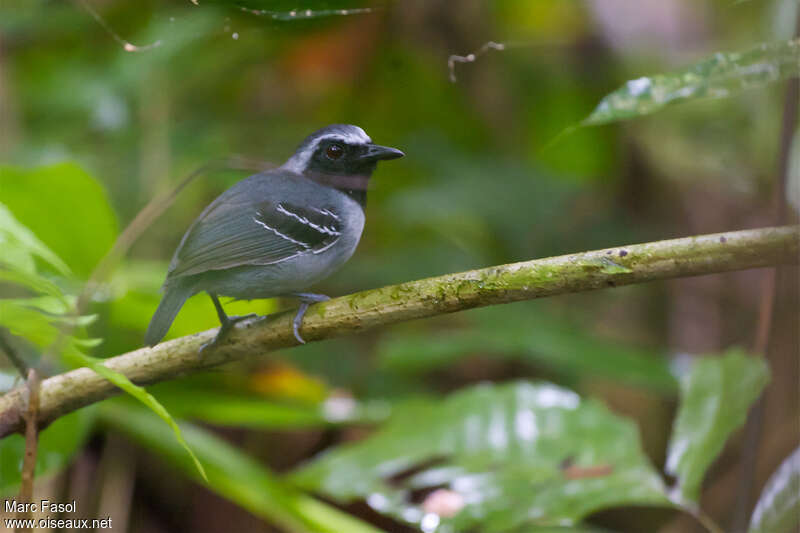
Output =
[{"x1": 361, "y1": 144, "x2": 405, "y2": 161}]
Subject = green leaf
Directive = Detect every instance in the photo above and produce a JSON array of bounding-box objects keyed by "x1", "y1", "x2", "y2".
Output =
[
  {"x1": 0, "y1": 164, "x2": 118, "y2": 277},
  {"x1": 665, "y1": 348, "x2": 769, "y2": 504},
  {"x1": 584, "y1": 38, "x2": 800, "y2": 125},
  {"x1": 2, "y1": 295, "x2": 71, "y2": 315},
  {"x1": 748, "y1": 446, "x2": 800, "y2": 533},
  {"x1": 0, "y1": 202, "x2": 70, "y2": 275},
  {"x1": 0, "y1": 270, "x2": 69, "y2": 303},
  {"x1": 0, "y1": 300, "x2": 63, "y2": 348},
  {"x1": 0, "y1": 407, "x2": 95, "y2": 494},
  {"x1": 0, "y1": 299, "x2": 96, "y2": 352},
  {"x1": 100, "y1": 402, "x2": 383, "y2": 533},
  {"x1": 292, "y1": 381, "x2": 670, "y2": 532},
  {"x1": 64, "y1": 348, "x2": 208, "y2": 482}
]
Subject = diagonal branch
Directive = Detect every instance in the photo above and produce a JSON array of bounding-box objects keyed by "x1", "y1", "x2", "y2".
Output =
[{"x1": 0, "y1": 226, "x2": 797, "y2": 439}]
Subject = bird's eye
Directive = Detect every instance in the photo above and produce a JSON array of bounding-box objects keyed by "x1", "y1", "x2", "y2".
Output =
[{"x1": 326, "y1": 144, "x2": 344, "y2": 160}]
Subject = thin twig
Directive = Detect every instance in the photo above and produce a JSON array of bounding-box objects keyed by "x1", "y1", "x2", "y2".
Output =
[
  {"x1": 447, "y1": 40, "x2": 571, "y2": 83},
  {"x1": 74, "y1": 0, "x2": 161, "y2": 52},
  {"x1": 15, "y1": 368, "x2": 40, "y2": 533},
  {"x1": 448, "y1": 41, "x2": 507, "y2": 82},
  {"x1": 0, "y1": 225, "x2": 795, "y2": 438}
]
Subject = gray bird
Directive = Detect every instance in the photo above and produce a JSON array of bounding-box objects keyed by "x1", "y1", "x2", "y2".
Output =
[{"x1": 145, "y1": 124, "x2": 403, "y2": 349}]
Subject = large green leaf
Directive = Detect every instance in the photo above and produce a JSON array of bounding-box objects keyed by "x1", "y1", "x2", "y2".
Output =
[
  {"x1": 0, "y1": 163, "x2": 118, "y2": 277},
  {"x1": 665, "y1": 349, "x2": 769, "y2": 504},
  {"x1": 748, "y1": 445, "x2": 800, "y2": 533},
  {"x1": 0, "y1": 406, "x2": 95, "y2": 494},
  {"x1": 100, "y1": 402, "x2": 382, "y2": 533},
  {"x1": 292, "y1": 381, "x2": 670, "y2": 532},
  {"x1": 377, "y1": 305, "x2": 676, "y2": 393},
  {"x1": 585, "y1": 38, "x2": 800, "y2": 125}
]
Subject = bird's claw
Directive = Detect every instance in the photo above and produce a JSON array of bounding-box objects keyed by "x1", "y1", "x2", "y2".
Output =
[
  {"x1": 200, "y1": 313, "x2": 258, "y2": 353},
  {"x1": 291, "y1": 294, "x2": 330, "y2": 344},
  {"x1": 293, "y1": 303, "x2": 310, "y2": 344}
]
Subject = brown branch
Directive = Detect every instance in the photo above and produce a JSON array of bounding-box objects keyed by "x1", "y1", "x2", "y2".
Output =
[
  {"x1": 0, "y1": 225, "x2": 796, "y2": 439},
  {"x1": 15, "y1": 368, "x2": 40, "y2": 533}
]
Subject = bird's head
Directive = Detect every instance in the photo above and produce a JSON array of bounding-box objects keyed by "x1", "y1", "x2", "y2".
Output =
[{"x1": 282, "y1": 125, "x2": 403, "y2": 203}]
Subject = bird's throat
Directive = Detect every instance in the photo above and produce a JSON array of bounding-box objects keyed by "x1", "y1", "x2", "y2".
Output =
[{"x1": 304, "y1": 171, "x2": 369, "y2": 207}]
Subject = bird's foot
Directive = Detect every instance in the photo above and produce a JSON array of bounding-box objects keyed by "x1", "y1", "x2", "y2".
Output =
[
  {"x1": 291, "y1": 293, "x2": 330, "y2": 344},
  {"x1": 200, "y1": 313, "x2": 258, "y2": 353}
]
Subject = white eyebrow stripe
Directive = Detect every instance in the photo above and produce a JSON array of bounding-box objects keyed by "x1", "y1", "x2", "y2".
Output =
[
  {"x1": 276, "y1": 204, "x2": 341, "y2": 236},
  {"x1": 320, "y1": 129, "x2": 371, "y2": 145},
  {"x1": 252, "y1": 216, "x2": 311, "y2": 249}
]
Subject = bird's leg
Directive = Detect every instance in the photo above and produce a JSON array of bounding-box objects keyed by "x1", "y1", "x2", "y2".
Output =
[
  {"x1": 200, "y1": 293, "x2": 257, "y2": 352},
  {"x1": 290, "y1": 293, "x2": 330, "y2": 344}
]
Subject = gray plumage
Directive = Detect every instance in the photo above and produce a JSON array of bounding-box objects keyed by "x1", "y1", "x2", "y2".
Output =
[{"x1": 145, "y1": 125, "x2": 403, "y2": 347}]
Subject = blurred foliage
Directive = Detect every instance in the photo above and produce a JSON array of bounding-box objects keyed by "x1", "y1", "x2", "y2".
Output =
[
  {"x1": 0, "y1": 0, "x2": 796, "y2": 531},
  {"x1": 82, "y1": 352, "x2": 208, "y2": 480},
  {"x1": 585, "y1": 38, "x2": 800, "y2": 125},
  {"x1": 146, "y1": 374, "x2": 391, "y2": 429},
  {"x1": 665, "y1": 349, "x2": 769, "y2": 504},
  {"x1": 748, "y1": 445, "x2": 800, "y2": 533},
  {"x1": 293, "y1": 381, "x2": 671, "y2": 531},
  {"x1": 0, "y1": 407, "x2": 95, "y2": 494},
  {"x1": 0, "y1": 164, "x2": 118, "y2": 277},
  {"x1": 0, "y1": 196, "x2": 95, "y2": 363},
  {"x1": 101, "y1": 401, "x2": 382, "y2": 533},
  {"x1": 105, "y1": 259, "x2": 275, "y2": 348},
  {"x1": 0, "y1": 165, "x2": 205, "y2": 480},
  {"x1": 375, "y1": 304, "x2": 677, "y2": 394}
]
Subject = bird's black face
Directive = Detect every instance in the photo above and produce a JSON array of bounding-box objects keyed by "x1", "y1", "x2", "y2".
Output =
[
  {"x1": 308, "y1": 137, "x2": 404, "y2": 177},
  {"x1": 283, "y1": 124, "x2": 404, "y2": 206}
]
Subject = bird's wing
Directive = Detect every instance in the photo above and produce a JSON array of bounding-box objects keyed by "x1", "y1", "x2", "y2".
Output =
[{"x1": 167, "y1": 187, "x2": 343, "y2": 279}]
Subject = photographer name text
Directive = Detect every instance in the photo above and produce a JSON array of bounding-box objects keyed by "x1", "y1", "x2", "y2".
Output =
[{"x1": 3, "y1": 500, "x2": 112, "y2": 529}]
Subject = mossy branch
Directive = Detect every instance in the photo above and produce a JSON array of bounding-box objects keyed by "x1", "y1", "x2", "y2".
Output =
[{"x1": 0, "y1": 226, "x2": 797, "y2": 438}]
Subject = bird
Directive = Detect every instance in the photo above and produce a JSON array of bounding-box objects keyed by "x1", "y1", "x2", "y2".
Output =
[{"x1": 144, "y1": 124, "x2": 404, "y2": 349}]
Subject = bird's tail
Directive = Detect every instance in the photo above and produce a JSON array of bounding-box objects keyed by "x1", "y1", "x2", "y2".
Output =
[{"x1": 144, "y1": 280, "x2": 193, "y2": 347}]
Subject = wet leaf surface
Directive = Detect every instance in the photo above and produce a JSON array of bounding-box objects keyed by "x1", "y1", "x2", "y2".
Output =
[
  {"x1": 666, "y1": 348, "x2": 769, "y2": 504},
  {"x1": 292, "y1": 381, "x2": 670, "y2": 532},
  {"x1": 585, "y1": 39, "x2": 800, "y2": 125},
  {"x1": 748, "y1": 445, "x2": 800, "y2": 533}
]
